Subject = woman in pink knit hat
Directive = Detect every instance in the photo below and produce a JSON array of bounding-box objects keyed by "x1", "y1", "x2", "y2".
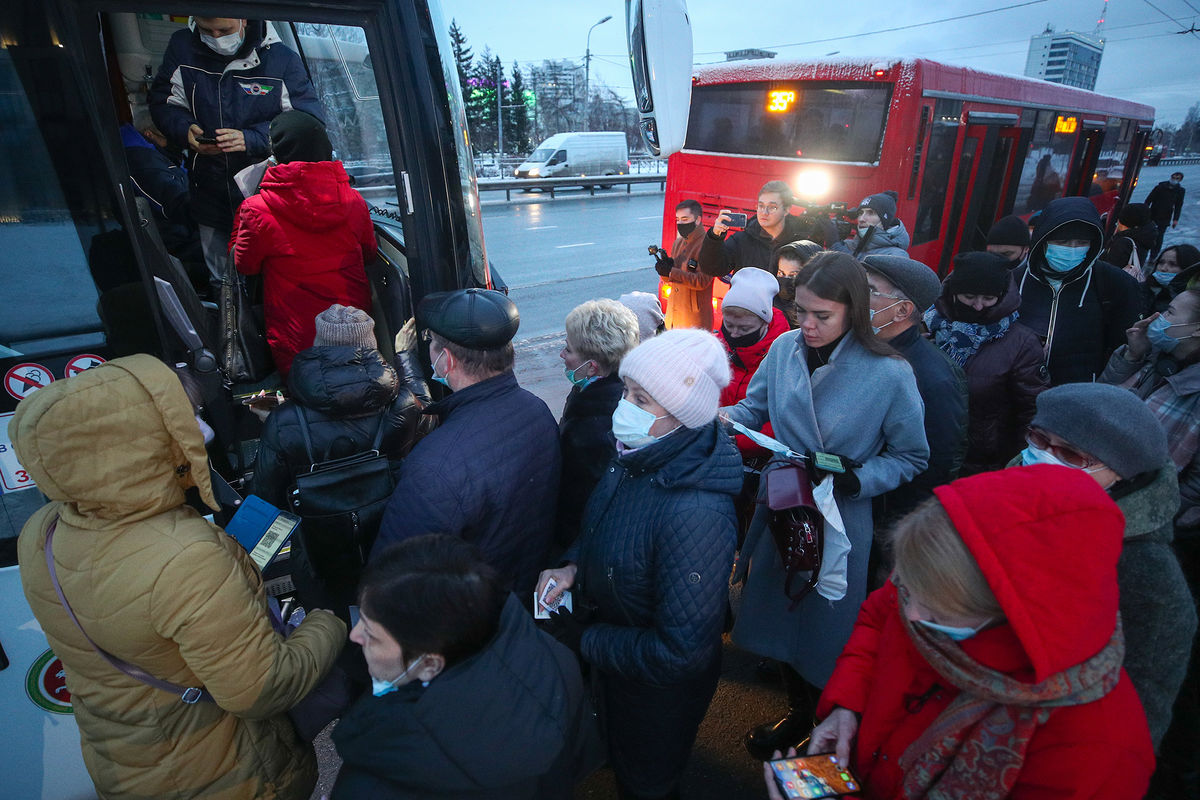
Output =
[{"x1": 536, "y1": 328, "x2": 743, "y2": 799}]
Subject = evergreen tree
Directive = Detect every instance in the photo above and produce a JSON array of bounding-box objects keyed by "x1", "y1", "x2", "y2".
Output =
[
  {"x1": 448, "y1": 20, "x2": 472, "y2": 93},
  {"x1": 471, "y1": 48, "x2": 500, "y2": 152},
  {"x1": 506, "y1": 62, "x2": 532, "y2": 154}
]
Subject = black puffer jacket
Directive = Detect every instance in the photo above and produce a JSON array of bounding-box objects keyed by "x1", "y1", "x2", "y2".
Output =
[
  {"x1": 929, "y1": 288, "x2": 1049, "y2": 474},
  {"x1": 252, "y1": 346, "x2": 422, "y2": 506},
  {"x1": 1101, "y1": 220, "x2": 1158, "y2": 274},
  {"x1": 555, "y1": 374, "x2": 622, "y2": 550},
  {"x1": 331, "y1": 595, "x2": 599, "y2": 799},
  {"x1": 569, "y1": 422, "x2": 741, "y2": 684},
  {"x1": 1014, "y1": 197, "x2": 1143, "y2": 384},
  {"x1": 697, "y1": 214, "x2": 816, "y2": 277}
]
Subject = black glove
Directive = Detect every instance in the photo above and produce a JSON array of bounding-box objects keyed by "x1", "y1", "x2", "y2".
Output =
[
  {"x1": 651, "y1": 247, "x2": 675, "y2": 277},
  {"x1": 807, "y1": 451, "x2": 862, "y2": 496},
  {"x1": 540, "y1": 606, "x2": 591, "y2": 657}
]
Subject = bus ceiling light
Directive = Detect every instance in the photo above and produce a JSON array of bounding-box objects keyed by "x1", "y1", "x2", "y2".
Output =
[{"x1": 794, "y1": 169, "x2": 832, "y2": 200}]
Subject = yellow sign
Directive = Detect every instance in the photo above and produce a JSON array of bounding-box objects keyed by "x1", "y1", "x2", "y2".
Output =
[
  {"x1": 1055, "y1": 115, "x2": 1078, "y2": 134},
  {"x1": 767, "y1": 90, "x2": 796, "y2": 113}
]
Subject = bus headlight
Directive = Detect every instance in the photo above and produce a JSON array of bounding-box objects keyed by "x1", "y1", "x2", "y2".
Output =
[{"x1": 794, "y1": 170, "x2": 832, "y2": 201}]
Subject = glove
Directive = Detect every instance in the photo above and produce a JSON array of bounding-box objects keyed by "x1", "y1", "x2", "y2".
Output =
[
  {"x1": 540, "y1": 606, "x2": 591, "y2": 658},
  {"x1": 807, "y1": 451, "x2": 862, "y2": 496},
  {"x1": 652, "y1": 248, "x2": 675, "y2": 277}
]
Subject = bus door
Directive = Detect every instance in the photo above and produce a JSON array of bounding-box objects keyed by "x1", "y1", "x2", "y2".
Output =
[
  {"x1": 937, "y1": 113, "x2": 1019, "y2": 275},
  {"x1": 1067, "y1": 121, "x2": 1106, "y2": 200}
]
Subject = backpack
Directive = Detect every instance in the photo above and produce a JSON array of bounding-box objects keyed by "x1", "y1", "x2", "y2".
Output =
[{"x1": 288, "y1": 408, "x2": 395, "y2": 586}]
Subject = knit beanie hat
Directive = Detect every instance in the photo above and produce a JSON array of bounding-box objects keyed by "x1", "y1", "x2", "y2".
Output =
[
  {"x1": 270, "y1": 110, "x2": 333, "y2": 164},
  {"x1": 722, "y1": 267, "x2": 779, "y2": 323},
  {"x1": 1118, "y1": 203, "x2": 1152, "y2": 229},
  {"x1": 313, "y1": 304, "x2": 376, "y2": 349},
  {"x1": 618, "y1": 329, "x2": 731, "y2": 429},
  {"x1": 857, "y1": 191, "x2": 898, "y2": 228},
  {"x1": 945, "y1": 252, "x2": 1011, "y2": 297},
  {"x1": 986, "y1": 215, "x2": 1031, "y2": 247},
  {"x1": 619, "y1": 291, "x2": 666, "y2": 342},
  {"x1": 1031, "y1": 383, "x2": 1169, "y2": 479}
]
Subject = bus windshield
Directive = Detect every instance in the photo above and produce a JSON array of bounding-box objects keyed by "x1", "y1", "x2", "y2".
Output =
[{"x1": 685, "y1": 81, "x2": 891, "y2": 164}]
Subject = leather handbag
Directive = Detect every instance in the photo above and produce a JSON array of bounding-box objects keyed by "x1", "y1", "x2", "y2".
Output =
[
  {"x1": 762, "y1": 459, "x2": 823, "y2": 610},
  {"x1": 217, "y1": 259, "x2": 272, "y2": 383}
]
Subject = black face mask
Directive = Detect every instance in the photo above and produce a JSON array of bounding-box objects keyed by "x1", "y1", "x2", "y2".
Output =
[
  {"x1": 777, "y1": 275, "x2": 797, "y2": 301},
  {"x1": 951, "y1": 298, "x2": 995, "y2": 324},
  {"x1": 677, "y1": 221, "x2": 697, "y2": 238},
  {"x1": 722, "y1": 323, "x2": 765, "y2": 349}
]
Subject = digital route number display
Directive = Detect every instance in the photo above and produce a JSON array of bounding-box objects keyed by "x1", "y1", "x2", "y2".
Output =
[
  {"x1": 1055, "y1": 115, "x2": 1078, "y2": 134},
  {"x1": 767, "y1": 90, "x2": 796, "y2": 113}
]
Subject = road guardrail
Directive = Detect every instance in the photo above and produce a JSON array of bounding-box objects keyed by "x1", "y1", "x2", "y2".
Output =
[{"x1": 476, "y1": 173, "x2": 667, "y2": 201}]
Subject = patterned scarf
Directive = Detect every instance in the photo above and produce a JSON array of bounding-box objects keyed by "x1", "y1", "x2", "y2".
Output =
[
  {"x1": 924, "y1": 308, "x2": 1016, "y2": 368},
  {"x1": 897, "y1": 615, "x2": 1125, "y2": 800}
]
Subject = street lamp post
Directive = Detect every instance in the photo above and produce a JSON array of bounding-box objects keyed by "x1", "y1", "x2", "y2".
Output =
[{"x1": 583, "y1": 15, "x2": 612, "y2": 130}]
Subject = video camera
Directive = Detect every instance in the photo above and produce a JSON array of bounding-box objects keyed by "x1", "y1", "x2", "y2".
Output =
[{"x1": 794, "y1": 201, "x2": 857, "y2": 243}]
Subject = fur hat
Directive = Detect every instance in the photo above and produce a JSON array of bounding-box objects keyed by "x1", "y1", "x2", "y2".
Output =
[
  {"x1": 722, "y1": 267, "x2": 779, "y2": 323},
  {"x1": 313, "y1": 304, "x2": 376, "y2": 349},
  {"x1": 618, "y1": 329, "x2": 731, "y2": 429}
]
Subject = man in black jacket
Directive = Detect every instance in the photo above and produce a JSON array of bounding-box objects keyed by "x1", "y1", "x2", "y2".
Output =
[
  {"x1": 374, "y1": 289, "x2": 561, "y2": 597},
  {"x1": 1013, "y1": 197, "x2": 1142, "y2": 385},
  {"x1": 1144, "y1": 172, "x2": 1186, "y2": 259},
  {"x1": 697, "y1": 180, "x2": 815, "y2": 277}
]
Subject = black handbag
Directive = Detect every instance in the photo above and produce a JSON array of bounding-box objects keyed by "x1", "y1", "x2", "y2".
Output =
[
  {"x1": 217, "y1": 259, "x2": 272, "y2": 383},
  {"x1": 288, "y1": 408, "x2": 395, "y2": 587},
  {"x1": 762, "y1": 459, "x2": 823, "y2": 610}
]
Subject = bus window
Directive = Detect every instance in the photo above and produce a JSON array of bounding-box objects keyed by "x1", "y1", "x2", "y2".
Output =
[
  {"x1": 912, "y1": 99, "x2": 961, "y2": 246},
  {"x1": 1014, "y1": 110, "x2": 1076, "y2": 215},
  {"x1": 684, "y1": 81, "x2": 891, "y2": 163}
]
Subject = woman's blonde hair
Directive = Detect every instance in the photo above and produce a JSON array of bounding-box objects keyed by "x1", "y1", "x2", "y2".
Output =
[
  {"x1": 890, "y1": 497, "x2": 1004, "y2": 622},
  {"x1": 565, "y1": 299, "x2": 641, "y2": 375}
]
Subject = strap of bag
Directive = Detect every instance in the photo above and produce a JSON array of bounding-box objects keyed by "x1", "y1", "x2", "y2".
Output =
[
  {"x1": 43, "y1": 518, "x2": 214, "y2": 705},
  {"x1": 368, "y1": 409, "x2": 389, "y2": 451},
  {"x1": 296, "y1": 408, "x2": 388, "y2": 470}
]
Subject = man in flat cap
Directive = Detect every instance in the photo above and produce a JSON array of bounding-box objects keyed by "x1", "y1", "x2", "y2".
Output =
[
  {"x1": 862, "y1": 254, "x2": 967, "y2": 522},
  {"x1": 373, "y1": 289, "x2": 561, "y2": 596}
]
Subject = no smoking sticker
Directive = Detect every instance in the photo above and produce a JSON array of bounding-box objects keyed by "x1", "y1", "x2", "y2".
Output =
[
  {"x1": 4, "y1": 363, "x2": 53, "y2": 401},
  {"x1": 64, "y1": 354, "x2": 106, "y2": 378}
]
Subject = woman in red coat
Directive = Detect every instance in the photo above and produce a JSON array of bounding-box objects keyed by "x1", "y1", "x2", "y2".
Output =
[
  {"x1": 232, "y1": 110, "x2": 375, "y2": 377},
  {"x1": 807, "y1": 464, "x2": 1154, "y2": 799}
]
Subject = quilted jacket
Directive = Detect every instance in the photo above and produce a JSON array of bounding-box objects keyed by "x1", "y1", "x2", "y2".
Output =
[
  {"x1": 13, "y1": 355, "x2": 345, "y2": 800},
  {"x1": 555, "y1": 374, "x2": 622, "y2": 551},
  {"x1": 568, "y1": 421, "x2": 741, "y2": 684},
  {"x1": 374, "y1": 371, "x2": 560, "y2": 596}
]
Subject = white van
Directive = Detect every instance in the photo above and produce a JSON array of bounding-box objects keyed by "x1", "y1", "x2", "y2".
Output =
[{"x1": 514, "y1": 132, "x2": 629, "y2": 178}]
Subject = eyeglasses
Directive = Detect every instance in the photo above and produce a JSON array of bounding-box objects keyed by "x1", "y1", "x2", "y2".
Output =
[
  {"x1": 1026, "y1": 427, "x2": 1096, "y2": 469},
  {"x1": 757, "y1": 203, "x2": 782, "y2": 213},
  {"x1": 869, "y1": 287, "x2": 905, "y2": 301}
]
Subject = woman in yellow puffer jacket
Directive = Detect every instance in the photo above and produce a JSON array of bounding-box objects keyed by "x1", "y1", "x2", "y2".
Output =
[{"x1": 13, "y1": 355, "x2": 346, "y2": 799}]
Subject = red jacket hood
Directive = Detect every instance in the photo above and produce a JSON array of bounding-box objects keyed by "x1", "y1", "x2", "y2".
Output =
[
  {"x1": 932, "y1": 464, "x2": 1125, "y2": 683},
  {"x1": 258, "y1": 160, "x2": 356, "y2": 232}
]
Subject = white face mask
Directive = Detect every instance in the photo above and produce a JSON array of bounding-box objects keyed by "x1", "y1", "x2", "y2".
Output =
[
  {"x1": 611, "y1": 398, "x2": 674, "y2": 449},
  {"x1": 201, "y1": 28, "x2": 244, "y2": 57}
]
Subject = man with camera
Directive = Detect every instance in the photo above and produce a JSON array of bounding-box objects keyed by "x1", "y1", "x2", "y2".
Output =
[
  {"x1": 650, "y1": 199, "x2": 713, "y2": 329},
  {"x1": 697, "y1": 180, "x2": 815, "y2": 278}
]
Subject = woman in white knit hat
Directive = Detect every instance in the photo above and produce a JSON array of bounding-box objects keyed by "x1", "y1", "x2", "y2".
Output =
[
  {"x1": 726, "y1": 251, "x2": 930, "y2": 761},
  {"x1": 536, "y1": 328, "x2": 743, "y2": 800}
]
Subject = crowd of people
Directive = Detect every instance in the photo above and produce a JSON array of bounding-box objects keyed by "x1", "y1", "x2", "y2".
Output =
[{"x1": 10, "y1": 18, "x2": 1200, "y2": 796}]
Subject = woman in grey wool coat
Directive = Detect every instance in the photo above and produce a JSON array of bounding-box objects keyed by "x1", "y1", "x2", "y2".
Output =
[{"x1": 723, "y1": 251, "x2": 929, "y2": 760}]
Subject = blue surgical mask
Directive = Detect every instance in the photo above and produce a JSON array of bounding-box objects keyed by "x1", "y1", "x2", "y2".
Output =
[
  {"x1": 1043, "y1": 243, "x2": 1090, "y2": 274},
  {"x1": 430, "y1": 349, "x2": 450, "y2": 388},
  {"x1": 1020, "y1": 443, "x2": 1071, "y2": 468},
  {"x1": 200, "y1": 29, "x2": 244, "y2": 57},
  {"x1": 565, "y1": 359, "x2": 595, "y2": 388},
  {"x1": 869, "y1": 299, "x2": 903, "y2": 335},
  {"x1": 371, "y1": 654, "x2": 426, "y2": 697},
  {"x1": 1147, "y1": 315, "x2": 1197, "y2": 353},
  {"x1": 1153, "y1": 271, "x2": 1177, "y2": 287},
  {"x1": 916, "y1": 618, "x2": 991, "y2": 641},
  {"x1": 611, "y1": 398, "x2": 674, "y2": 449}
]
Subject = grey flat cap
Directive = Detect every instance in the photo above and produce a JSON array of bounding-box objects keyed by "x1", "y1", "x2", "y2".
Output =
[
  {"x1": 862, "y1": 255, "x2": 942, "y2": 313},
  {"x1": 1031, "y1": 383, "x2": 1169, "y2": 479},
  {"x1": 418, "y1": 288, "x2": 519, "y2": 349}
]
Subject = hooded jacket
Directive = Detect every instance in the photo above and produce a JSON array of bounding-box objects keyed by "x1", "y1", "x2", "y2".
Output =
[
  {"x1": 818, "y1": 465, "x2": 1155, "y2": 799},
  {"x1": 330, "y1": 595, "x2": 597, "y2": 799},
  {"x1": 148, "y1": 21, "x2": 323, "y2": 228},
  {"x1": 1141, "y1": 244, "x2": 1200, "y2": 313},
  {"x1": 717, "y1": 307, "x2": 790, "y2": 456},
  {"x1": 569, "y1": 421, "x2": 742, "y2": 684},
  {"x1": 1101, "y1": 218, "x2": 1158, "y2": 275},
  {"x1": 13, "y1": 355, "x2": 345, "y2": 800},
  {"x1": 232, "y1": 160, "x2": 376, "y2": 377},
  {"x1": 831, "y1": 220, "x2": 912, "y2": 260},
  {"x1": 697, "y1": 214, "x2": 817, "y2": 277},
  {"x1": 1014, "y1": 197, "x2": 1142, "y2": 384}
]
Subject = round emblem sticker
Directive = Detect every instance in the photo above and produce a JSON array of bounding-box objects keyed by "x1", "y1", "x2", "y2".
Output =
[{"x1": 26, "y1": 649, "x2": 73, "y2": 714}]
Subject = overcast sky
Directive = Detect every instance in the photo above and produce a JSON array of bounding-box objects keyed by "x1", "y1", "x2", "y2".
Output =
[{"x1": 443, "y1": 0, "x2": 1199, "y2": 125}]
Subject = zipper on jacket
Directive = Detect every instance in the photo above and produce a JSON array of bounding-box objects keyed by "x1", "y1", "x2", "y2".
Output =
[
  {"x1": 1043, "y1": 285, "x2": 1062, "y2": 364},
  {"x1": 606, "y1": 566, "x2": 638, "y2": 627}
]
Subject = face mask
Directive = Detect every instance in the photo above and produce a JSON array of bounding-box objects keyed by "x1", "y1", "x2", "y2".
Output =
[
  {"x1": 722, "y1": 323, "x2": 765, "y2": 349},
  {"x1": 371, "y1": 654, "x2": 426, "y2": 697},
  {"x1": 1020, "y1": 443, "x2": 1073, "y2": 468},
  {"x1": 1147, "y1": 315, "x2": 1196, "y2": 353},
  {"x1": 869, "y1": 300, "x2": 903, "y2": 335},
  {"x1": 1170, "y1": 179, "x2": 1181, "y2": 186},
  {"x1": 916, "y1": 618, "x2": 990, "y2": 642},
  {"x1": 430, "y1": 349, "x2": 450, "y2": 388},
  {"x1": 857, "y1": 223, "x2": 874, "y2": 238},
  {"x1": 196, "y1": 415, "x2": 215, "y2": 445},
  {"x1": 1153, "y1": 271, "x2": 1177, "y2": 287},
  {"x1": 951, "y1": 300, "x2": 990, "y2": 324},
  {"x1": 777, "y1": 275, "x2": 797, "y2": 301},
  {"x1": 611, "y1": 398, "x2": 672, "y2": 449},
  {"x1": 200, "y1": 29, "x2": 244, "y2": 57},
  {"x1": 564, "y1": 359, "x2": 595, "y2": 388},
  {"x1": 1043, "y1": 243, "x2": 1090, "y2": 274},
  {"x1": 676, "y1": 221, "x2": 697, "y2": 238}
]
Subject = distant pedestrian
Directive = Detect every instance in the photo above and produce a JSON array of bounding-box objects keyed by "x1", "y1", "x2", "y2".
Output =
[
  {"x1": 698, "y1": 180, "x2": 815, "y2": 277},
  {"x1": 1144, "y1": 171, "x2": 1186, "y2": 259},
  {"x1": 832, "y1": 192, "x2": 910, "y2": 260},
  {"x1": 655, "y1": 199, "x2": 714, "y2": 330},
  {"x1": 984, "y1": 214, "x2": 1031, "y2": 270}
]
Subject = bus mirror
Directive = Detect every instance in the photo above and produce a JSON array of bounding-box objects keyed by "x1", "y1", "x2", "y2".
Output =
[{"x1": 626, "y1": 0, "x2": 692, "y2": 157}]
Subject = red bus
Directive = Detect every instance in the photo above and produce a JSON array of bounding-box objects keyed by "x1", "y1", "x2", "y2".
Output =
[{"x1": 660, "y1": 57, "x2": 1155, "y2": 316}]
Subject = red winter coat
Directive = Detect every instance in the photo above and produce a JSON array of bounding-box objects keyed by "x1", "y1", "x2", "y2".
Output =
[
  {"x1": 818, "y1": 465, "x2": 1154, "y2": 800},
  {"x1": 232, "y1": 160, "x2": 376, "y2": 377},
  {"x1": 718, "y1": 308, "x2": 790, "y2": 457}
]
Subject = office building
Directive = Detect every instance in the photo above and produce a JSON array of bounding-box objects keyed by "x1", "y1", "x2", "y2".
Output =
[{"x1": 1024, "y1": 25, "x2": 1104, "y2": 91}]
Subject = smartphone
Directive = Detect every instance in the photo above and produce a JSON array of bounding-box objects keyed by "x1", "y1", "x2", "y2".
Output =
[
  {"x1": 768, "y1": 753, "x2": 861, "y2": 799},
  {"x1": 725, "y1": 212, "x2": 748, "y2": 228},
  {"x1": 811, "y1": 451, "x2": 846, "y2": 474},
  {"x1": 241, "y1": 391, "x2": 284, "y2": 409},
  {"x1": 196, "y1": 132, "x2": 217, "y2": 145}
]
